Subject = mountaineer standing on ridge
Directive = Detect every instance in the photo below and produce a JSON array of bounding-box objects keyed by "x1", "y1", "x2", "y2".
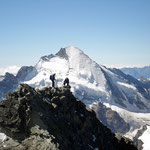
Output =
[
  {"x1": 63, "y1": 77, "x2": 70, "y2": 87},
  {"x1": 50, "y1": 73, "x2": 56, "y2": 87}
]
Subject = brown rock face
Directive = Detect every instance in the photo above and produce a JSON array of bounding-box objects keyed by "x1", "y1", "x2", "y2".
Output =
[{"x1": 0, "y1": 84, "x2": 137, "y2": 150}]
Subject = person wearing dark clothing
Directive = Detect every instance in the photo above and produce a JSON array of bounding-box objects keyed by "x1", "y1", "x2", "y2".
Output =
[
  {"x1": 50, "y1": 74, "x2": 56, "y2": 87},
  {"x1": 64, "y1": 77, "x2": 69, "y2": 87}
]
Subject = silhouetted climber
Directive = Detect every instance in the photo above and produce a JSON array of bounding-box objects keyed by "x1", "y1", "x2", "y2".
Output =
[
  {"x1": 50, "y1": 73, "x2": 56, "y2": 87},
  {"x1": 63, "y1": 77, "x2": 70, "y2": 87}
]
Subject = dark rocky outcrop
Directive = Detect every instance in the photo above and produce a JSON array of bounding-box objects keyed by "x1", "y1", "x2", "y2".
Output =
[
  {"x1": 0, "y1": 73, "x2": 18, "y2": 101},
  {"x1": 56, "y1": 48, "x2": 69, "y2": 60},
  {"x1": 92, "y1": 102, "x2": 130, "y2": 134},
  {"x1": 0, "y1": 66, "x2": 37, "y2": 101},
  {"x1": 40, "y1": 54, "x2": 55, "y2": 62},
  {"x1": 0, "y1": 84, "x2": 137, "y2": 150}
]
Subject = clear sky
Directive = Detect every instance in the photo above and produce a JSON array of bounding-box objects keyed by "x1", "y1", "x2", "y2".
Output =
[{"x1": 0, "y1": 0, "x2": 150, "y2": 67}]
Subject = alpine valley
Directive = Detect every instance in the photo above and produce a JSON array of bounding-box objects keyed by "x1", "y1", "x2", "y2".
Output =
[{"x1": 0, "y1": 46, "x2": 150, "y2": 150}]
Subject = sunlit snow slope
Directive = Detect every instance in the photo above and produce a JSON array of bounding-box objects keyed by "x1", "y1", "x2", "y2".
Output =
[{"x1": 138, "y1": 125, "x2": 150, "y2": 150}]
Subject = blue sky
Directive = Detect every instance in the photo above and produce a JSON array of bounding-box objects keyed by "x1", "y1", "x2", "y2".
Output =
[{"x1": 0, "y1": 0, "x2": 150, "y2": 67}]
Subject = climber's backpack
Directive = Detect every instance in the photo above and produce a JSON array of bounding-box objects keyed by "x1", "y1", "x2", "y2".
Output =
[{"x1": 50, "y1": 75, "x2": 53, "y2": 80}]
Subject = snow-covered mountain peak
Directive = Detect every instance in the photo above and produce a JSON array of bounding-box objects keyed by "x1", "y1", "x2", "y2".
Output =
[
  {"x1": 56, "y1": 46, "x2": 86, "y2": 60},
  {"x1": 61, "y1": 46, "x2": 106, "y2": 87},
  {"x1": 65, "y1": 46, "x2": 83, "y2": 55},
  {"x1": 25, "y1": 47, "x2": 150, "y2": 111},
  {"x1": 37, "y1": 46, "x2": 98, "y2": 74},
  {"x1": 27, "y1": 46, "x2": 107, "y2": 98},
  {"x1": 62, "y1": 46, "x2": 99, "y2": 72},
  {"x1": 38, "y1": 46, "x2": 85, "y2": 64}
]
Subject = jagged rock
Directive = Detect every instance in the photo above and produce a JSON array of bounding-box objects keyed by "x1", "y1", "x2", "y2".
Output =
[
  {"x1": 92, "y1": 102, "x2": 130, "y2": 134},
  {"x1": 40, "y1": 54, "x2": 55, "y2": 62},
  {"x1": 0, "y1": 66, "x2": 37, "y2": 101},
  {"x1": 0, "y1": 84, "x2": 137, "y2": 150},
  {"x1": 56, "y1": 48, "x2": 69, "y2": 60},
  {"x1": 0, "y1": 73, "x2": 18, "y2": 100}
]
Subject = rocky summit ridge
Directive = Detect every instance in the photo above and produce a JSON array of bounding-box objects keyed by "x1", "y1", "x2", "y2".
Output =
[{"x1": 0, "y1": 84, "x2": 137, "y2": 150}]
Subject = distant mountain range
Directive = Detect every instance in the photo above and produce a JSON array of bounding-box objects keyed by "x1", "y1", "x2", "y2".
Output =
[
  {"x1": 120, "y1": 66, "x2": 150, "y2": 79},
  {"x1": 0, "y1": 46, "x2": 150, "y2": 149}
]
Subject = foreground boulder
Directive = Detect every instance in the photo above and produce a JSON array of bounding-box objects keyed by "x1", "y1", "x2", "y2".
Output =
[{"x1": 0, "y1": 84, "x2": 137, "y2": 150}]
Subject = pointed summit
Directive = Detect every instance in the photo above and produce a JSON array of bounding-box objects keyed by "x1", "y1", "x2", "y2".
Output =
[
  {"x1": 56, "y1": 46, "x2": 84, "y2": 60},
  {"x1": 65, "y1": 46, "x2": 85, "y2": 59},
  {"x1": 65, "y1": 46, "x2": 83, "y2": 53},
  {"x1": 56, "y1": 48, "x2": 68, "y2": 60}
]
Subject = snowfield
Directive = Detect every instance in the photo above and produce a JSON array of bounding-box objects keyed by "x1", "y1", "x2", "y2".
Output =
[
  {"x1": 117, "y1": 82, "x2": 137, "y2": 90},
  {"x1": 105, "y1": 103, "x2": 150, "y2": 137},
  {"x1": 0, "y1": 133, "x2": 7, "y2": 143},
  {"x1": 139, "y1": 126, "x2": 150, "y2": 150}
]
